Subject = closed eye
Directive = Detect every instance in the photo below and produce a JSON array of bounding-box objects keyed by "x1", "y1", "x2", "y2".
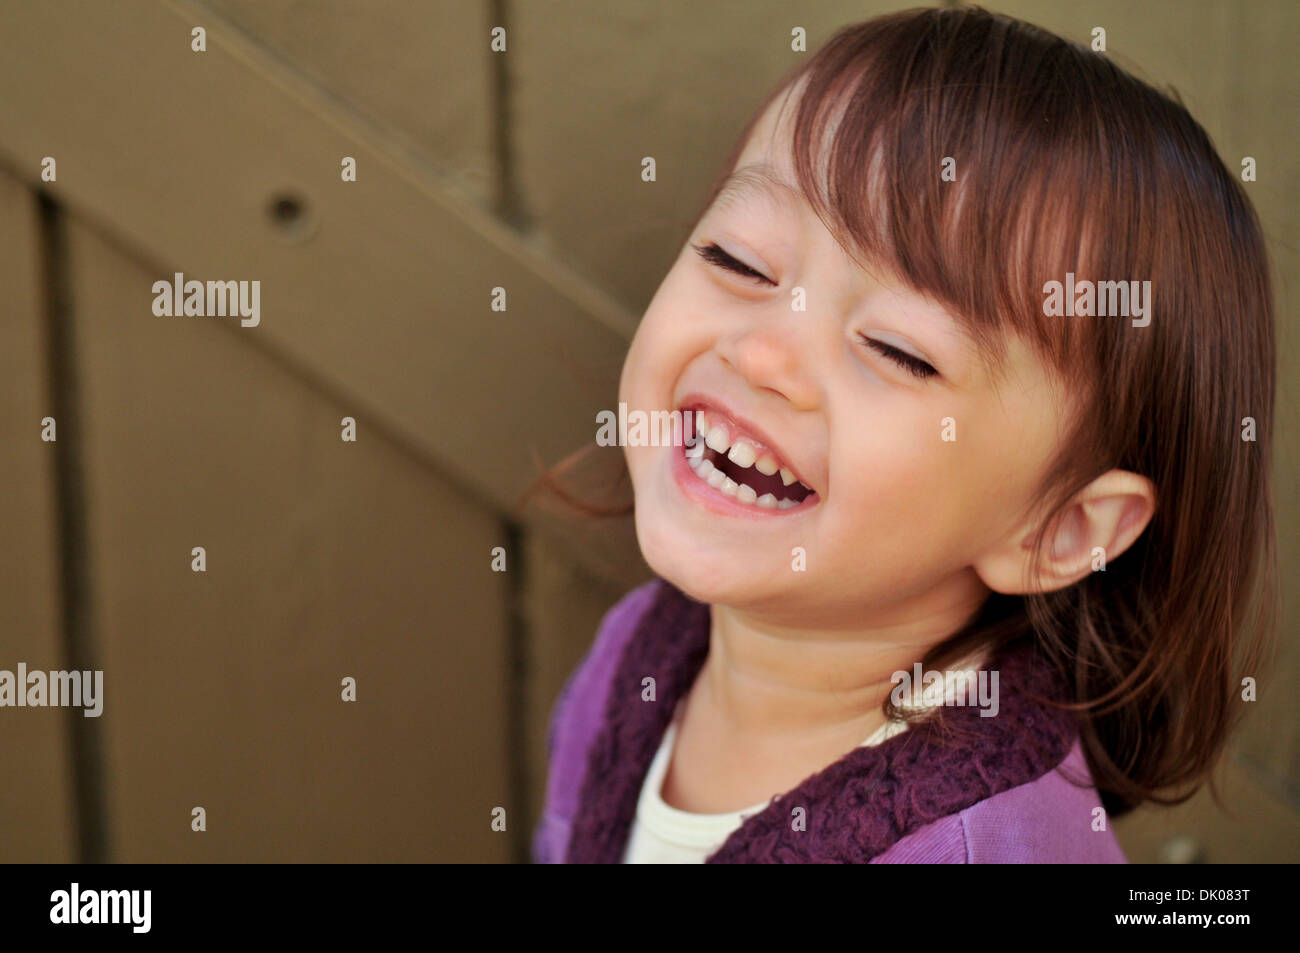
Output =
[
  {"x1": 858, "y1": 335, "x2": 939, "y2": 380},
  {"x1": 692, "y1": 242, "x2": 776, "y2": 287}
]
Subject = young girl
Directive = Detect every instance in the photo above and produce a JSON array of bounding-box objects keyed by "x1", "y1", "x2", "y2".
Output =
[{"x1": 533, "y1": 6, "x2": 1277, "y2": 863}]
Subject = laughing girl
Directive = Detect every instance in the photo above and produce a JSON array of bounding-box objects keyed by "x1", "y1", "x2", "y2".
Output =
[{"x1": 533, "y1": 6, "x2": 1276, "y2": 863}]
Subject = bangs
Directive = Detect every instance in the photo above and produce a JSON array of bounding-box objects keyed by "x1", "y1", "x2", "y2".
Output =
[{"x1": 710, "y1": 8, "x2": 1192, "y2": 388}]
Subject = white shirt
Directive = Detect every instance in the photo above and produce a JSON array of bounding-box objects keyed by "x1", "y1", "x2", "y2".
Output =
[
  {"x1": 622, "y1": 709, "x2": 908, "y2": 864},
  {"x1": 622, "y1": 652, "x2": 989, "y2": 863}
]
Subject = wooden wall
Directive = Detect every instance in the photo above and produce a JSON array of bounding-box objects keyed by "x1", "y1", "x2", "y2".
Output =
[{"x1": 0, "y1": 0, "x2": 1294, "y2": 862}]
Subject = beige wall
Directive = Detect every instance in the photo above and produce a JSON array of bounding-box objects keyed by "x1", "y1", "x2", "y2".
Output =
[{"x1": 0, "y1": 0, "x2": 1294, "y2": 862}]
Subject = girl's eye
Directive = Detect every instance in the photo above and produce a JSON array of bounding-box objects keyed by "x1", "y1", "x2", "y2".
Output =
[
  {"x1": 692, "y1": 242, "x2": 776, "y2": 287},
  {"x1": 858, "y1": 334, "x2": 939, "y2": 380}
]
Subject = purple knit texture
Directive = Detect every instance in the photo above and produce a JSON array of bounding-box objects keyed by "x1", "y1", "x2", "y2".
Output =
[{"x1": 563, "y1": 580, "x2": 1078, "y2": 864}]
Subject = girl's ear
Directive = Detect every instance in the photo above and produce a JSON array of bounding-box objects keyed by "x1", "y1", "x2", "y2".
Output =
[{"x1": 973, "y1": 470, "x2": 1156, "y2": 595}]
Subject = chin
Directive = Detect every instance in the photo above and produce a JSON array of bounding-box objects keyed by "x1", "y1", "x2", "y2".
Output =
[{"x1": 632, "y1": 509, "x2": 782, "y2": 609}]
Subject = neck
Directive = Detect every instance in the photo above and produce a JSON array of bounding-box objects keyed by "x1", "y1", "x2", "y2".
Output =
[{"x1": 697, "y1": 572, "x2": 990, "y2": 745}]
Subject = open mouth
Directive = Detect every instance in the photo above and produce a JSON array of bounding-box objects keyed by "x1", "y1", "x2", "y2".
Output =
[{"x1": 680, "y1": 407, "x2": 816, "y2": 510}]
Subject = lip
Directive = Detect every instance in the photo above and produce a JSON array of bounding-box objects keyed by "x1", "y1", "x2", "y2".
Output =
[
  {"x1": 675, "y1": 392, "x2": 816, "y2": 491},
  {"x1": 668, "y1": 392, "x2": 820, "y2": 519}
]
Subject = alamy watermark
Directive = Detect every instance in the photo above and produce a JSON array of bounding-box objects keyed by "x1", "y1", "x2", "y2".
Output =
[
  {"x1": 152, "y1": 272, "x2": 260, "y2": 327},
  {"x1": 1042, "y1": 272, "x2": 1152, "y2": 327},
  {"x1": 0, "y1": 663, "x2": 103, "y2": 717},
  {"x1": 890, "y1": 662, "x2": 999, "y2": 717},
  {"x1": 50, "y1": 883, "x2": 150, "y2": 933},
  {"x1": 595, "y1": 403, "x2": 702, "y2": 447}
]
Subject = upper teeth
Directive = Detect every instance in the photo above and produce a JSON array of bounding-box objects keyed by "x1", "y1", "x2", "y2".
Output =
[
  {"x1": 726, "y1": 441, "x2": 756, "y2": 468},
  {"x1": 685, "y1": 410, "x2": 811, "y2": 509},
  {"x1": 704, "y1": 427, "x2": 730, "y2": 454}
]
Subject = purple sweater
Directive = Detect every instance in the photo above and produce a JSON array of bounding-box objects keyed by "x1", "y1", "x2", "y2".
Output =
[{"x1": 534, "y1": 579, "x2": 1127, "y2": 863}]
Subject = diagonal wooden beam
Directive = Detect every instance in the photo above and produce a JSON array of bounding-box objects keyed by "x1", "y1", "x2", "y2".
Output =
[{"x1": 0, "y1": 0, "x2": 645, "y2": 585}]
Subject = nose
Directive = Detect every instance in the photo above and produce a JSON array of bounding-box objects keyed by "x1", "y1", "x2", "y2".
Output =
[{"x1": 716, "y1": 313, "x2": 820, "y2": 410}]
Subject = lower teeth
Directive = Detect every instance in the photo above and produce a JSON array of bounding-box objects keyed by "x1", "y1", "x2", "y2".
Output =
[{"x1": 686, "y1": 446, "x2": 802, "y2": 508}]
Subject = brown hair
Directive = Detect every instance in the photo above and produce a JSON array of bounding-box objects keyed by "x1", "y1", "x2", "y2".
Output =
[{"x1": 528, "y1": 6, "x2": 1278, "y2": 817}]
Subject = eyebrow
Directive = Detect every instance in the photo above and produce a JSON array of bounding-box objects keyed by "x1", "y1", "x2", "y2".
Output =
[{"x1": 710, "y1": 163, "x2": 804, "y2": 215}]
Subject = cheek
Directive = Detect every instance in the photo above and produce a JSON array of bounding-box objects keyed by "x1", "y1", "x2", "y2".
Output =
[
  {"x1": 827, "y1": 408, "x2": 1015, "y2": 560},
  {"x1": 851, "y1": 415, "x2": 1053, "y2": 570},
  {"x1": 619, "y1": 324, "x2": 689, "y2": 488},
  {"x1": 832, "y1": 409, "x2": 944, "y2": 510},
  {"x1": 618, "y1": 322, "x2": 657, "y2": 408},
  {"x1": 622, "y1": 441, "x2": 657, "y2": 497},
  {"x1": 620, "y1": 266, "x2": 721, "y2": 402},
  {"x1": 621, "y1": 315, "x2": 686, "y2": 413}
]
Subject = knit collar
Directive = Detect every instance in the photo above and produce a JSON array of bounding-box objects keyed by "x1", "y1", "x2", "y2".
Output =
[{"x1": 565, "y1": 580, "x2": 1078, "y2": 863}]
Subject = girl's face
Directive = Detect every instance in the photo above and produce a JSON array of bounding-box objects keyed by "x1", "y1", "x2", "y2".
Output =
[{"x1": 620, "y1": 93, "x2": 1075, "y2": 632}]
